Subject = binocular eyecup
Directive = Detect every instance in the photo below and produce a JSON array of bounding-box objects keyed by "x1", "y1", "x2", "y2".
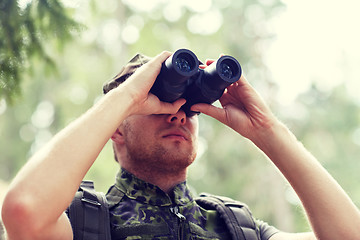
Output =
[{"x1": 150, "y1": 49, "x2": 242, "y2": 116}]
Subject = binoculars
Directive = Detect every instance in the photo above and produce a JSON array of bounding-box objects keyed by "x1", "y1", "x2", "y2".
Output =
[{"x1": 150, "y1": 49, "x2": 242, "y2": 115}]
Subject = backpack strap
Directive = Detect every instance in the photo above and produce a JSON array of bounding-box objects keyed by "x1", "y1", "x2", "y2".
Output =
[
  {"x1": 195, "y1": 193, "x2": 260, "y2": 240},
  {"x1": 66, "y1": 181, "x2": 111, "y2": 240}
]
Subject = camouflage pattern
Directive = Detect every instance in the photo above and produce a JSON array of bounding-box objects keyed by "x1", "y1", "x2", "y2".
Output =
[{"x1": 106, "y1": 168, "x2": 276, "y2": 240}]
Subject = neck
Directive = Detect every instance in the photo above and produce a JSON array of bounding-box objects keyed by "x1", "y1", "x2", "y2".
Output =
[{"x1": 120, "y1": 164, "x2": 188, "y2": 193}]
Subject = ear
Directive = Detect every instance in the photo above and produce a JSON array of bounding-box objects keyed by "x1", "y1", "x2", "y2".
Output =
[{"x1": 111, "y1": 127, "x2": 124, "y2": 144}]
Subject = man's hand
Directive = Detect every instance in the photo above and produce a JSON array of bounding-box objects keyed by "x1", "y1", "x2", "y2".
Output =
[
  {"x1": 2, "y1": 50, "x2": 188, "y2": 240},
  {"x1": 191, "y1": 60, "x2": 277, "y2": 141},
  {"x1": 114, "y1": 51, "x2": 186, "y2": 117},
  {"x1": 192, "y1": 61, "x2": 360, "y2": 240}
]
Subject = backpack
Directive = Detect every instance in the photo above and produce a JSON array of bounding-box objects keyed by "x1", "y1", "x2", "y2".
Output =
[
  {"x1": 66, "y1": 181, "x2": 111, "y2": 240},
  {"x1": 195, "y1": 193, "x2": 260, "y2": 240},
  {"x1": 66, "y1": 181, "x2": 259, "y2": 240}
]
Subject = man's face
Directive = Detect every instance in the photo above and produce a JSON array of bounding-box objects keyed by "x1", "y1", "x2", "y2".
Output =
[{"x1": 119, "y1": 110, "x2": 199, "y2": 173}]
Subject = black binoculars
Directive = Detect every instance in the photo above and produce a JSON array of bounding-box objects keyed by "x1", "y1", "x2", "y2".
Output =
[{"x1": 150, "y1": 49, "x2": 242, "y2": 115}]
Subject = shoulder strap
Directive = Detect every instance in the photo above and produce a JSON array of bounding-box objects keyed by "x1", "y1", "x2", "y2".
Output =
[
  {"x1": 66, "y1": 181, "x2": 111, "y2": 240},
  {"x1": 195, "y1": 193, "x2": 260, "y2": 240}
]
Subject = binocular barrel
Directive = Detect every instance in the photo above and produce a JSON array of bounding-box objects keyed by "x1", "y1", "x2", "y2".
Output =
[
  {"x1": 151, "y1": 49, "x2": 199, "y2": 102},
  {"x1": 150, "y1": 49, "x2": 242, "y2": 114}
]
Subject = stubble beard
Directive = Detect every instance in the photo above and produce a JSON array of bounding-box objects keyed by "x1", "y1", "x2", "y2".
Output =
[
  {"x1": 125, "y1": 140, "x2": 197, "y2": 176},
  {"x1": 121, "y1": 118, "x2": 198, "y2": 180}
]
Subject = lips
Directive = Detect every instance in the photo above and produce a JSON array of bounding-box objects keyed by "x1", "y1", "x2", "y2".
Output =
[{"x1": 162, "y1": 129, "x2": 189, "y2": 141}]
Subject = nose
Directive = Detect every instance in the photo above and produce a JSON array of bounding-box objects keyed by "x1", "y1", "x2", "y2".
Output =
[{"x1": 166, "y1": 110, "x2": 186, "y2": 125}]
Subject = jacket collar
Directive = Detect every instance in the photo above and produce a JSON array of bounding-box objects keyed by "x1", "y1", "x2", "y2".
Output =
[{"x1": 112, "y1": 168, "x2": 194, "y2": 207}]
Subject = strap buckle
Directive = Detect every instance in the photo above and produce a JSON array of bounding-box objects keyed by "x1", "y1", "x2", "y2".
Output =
[{"x1": 81, "y1": 197, "x2": 102, "y2": 206}]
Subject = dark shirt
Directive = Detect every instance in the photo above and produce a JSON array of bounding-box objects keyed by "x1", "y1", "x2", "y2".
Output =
[{"x1": 106, "y1": 168, "x2": 279, "y2": 240}]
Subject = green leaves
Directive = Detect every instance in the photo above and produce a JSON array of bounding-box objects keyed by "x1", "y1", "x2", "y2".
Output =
[{"x1": 0, "y1": 0, "x2": 83, "y2": 103}]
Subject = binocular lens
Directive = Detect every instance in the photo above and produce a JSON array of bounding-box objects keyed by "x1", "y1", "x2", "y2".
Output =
[
  {"x1": 220, "y1": 62, "x2": 233, "y2": 79},
  {"x1": 175, "y1": 53, "x2": 195, "y2": 73},
  {"x1": 175, "y1": 57, "x2": 192, "y2": 72}
]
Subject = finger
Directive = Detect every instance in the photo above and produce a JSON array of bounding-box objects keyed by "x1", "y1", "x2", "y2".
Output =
[
  {"x1": 138, "y1": 51, "x2": 172, "y2": 76},
  {"x1": 236, "y1": 74, "x2": 250, "y2": 87},
  {"x1": 156, "y1": 98, "x2": 186, "y2": 114},
  {"x1": 199, "y1": 64, "x2": 207, "y2": 69},
  {"x1": 205, "y1": 59, "x2": 215, "y2": 66},
  {"x1": 191, "y1": 103, "x2": 226, "y2": 123},
  {"x1": 203, "y1": 54, "x2": 227, "y2": 67},
  {"x1": 126, "y1": 51, "x2": 172, "y2": 89},
  {"x1": 204, "y1": 54, "x2": 225, "y2": 66},
  {"x1": 199, "y1": 59, "x2": 216, "y2": 69},
  {"x1": 152, "y1": 51, "x2": 172, "y2": 64}
]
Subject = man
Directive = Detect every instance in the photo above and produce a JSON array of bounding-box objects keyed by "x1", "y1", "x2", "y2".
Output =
[{"x1": 2, "y1": 51, "x2": 360, "y2": 240}]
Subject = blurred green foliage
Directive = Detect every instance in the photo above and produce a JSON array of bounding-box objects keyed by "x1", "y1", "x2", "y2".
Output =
[
  {"x1": 1, "y1": 0, "x2": 360, "y2": 234},
  {"x1": 0, "y1": 0, "x2": 83, "y2": 103}
]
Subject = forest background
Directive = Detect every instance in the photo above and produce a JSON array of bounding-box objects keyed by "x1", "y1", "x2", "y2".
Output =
[{"x1": 1, "y1": 0, "x2": 360, "y2": 234}]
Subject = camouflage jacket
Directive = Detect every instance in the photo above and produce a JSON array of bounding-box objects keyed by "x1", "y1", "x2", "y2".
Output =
[{"x1": 106, "y1": 168, "x2": 278, "y2": 240}]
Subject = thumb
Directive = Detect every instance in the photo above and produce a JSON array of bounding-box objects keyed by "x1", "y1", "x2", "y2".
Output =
[
  {"x1": 191, "y1": 103, "x2": 227, "y2": 123},
  {"x1": 156, "y1": 98, "x2": 187, "y2": 115}
]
